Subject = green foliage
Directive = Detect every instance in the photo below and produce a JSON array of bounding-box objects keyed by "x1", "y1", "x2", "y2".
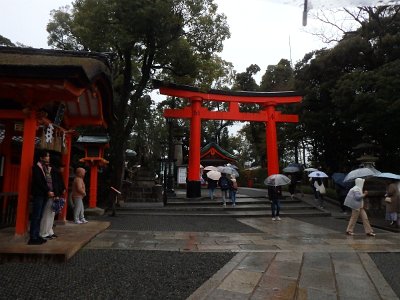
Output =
[
  {"x1": 0, "y1": 35, "x2": 15, "y2": 47},
  {"x1": 47, "y1": 0, "x2": 231, "y2": 188},
  {"x1": 294, "y1": 6, "x2": 400, "y2": 173}
]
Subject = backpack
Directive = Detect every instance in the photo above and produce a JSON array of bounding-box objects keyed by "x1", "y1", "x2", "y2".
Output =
[{"x1": 219, "y1": 177, "x2": 229, "y2": 190}]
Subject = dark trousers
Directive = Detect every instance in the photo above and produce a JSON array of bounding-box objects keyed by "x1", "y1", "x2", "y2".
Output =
[
  {"x1": 29, "y1": 196, "x2": 47, "y2": 240},
  {"x1": 271, "y1": 199, "x2": 280, "y2": 217}
]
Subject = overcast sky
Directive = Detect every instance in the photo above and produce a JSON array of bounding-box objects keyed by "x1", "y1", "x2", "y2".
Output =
[
  {"x1": 0, "y1": 0, "x2": 333, "y2": 77},
  {"x1": 215, "y1": 0, "x2": 328, "y2": 79}
]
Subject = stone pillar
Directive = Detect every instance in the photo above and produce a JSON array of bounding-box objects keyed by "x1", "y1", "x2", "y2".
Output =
[{"x1": 174, "y1": 138, "x2": 183, "y2": 166}]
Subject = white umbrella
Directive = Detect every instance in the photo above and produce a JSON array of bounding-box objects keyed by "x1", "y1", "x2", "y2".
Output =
[
  {"x1": 264, "y1": 174, "x2": 291, "y2": 186},
  {"x1": 375, "y1": 172, "x2": 400, "y2": 180},
  {"x1": 206, "y1": 170, "x2": 221, "y2": 181},
  {"x1": 304, "y1": 167, "x2": 318, "y2": 172},
  {"x1": 217, "y1": 166, "x2": 239, "y2": 177},
  {"x1": 308, "y1": 171, "x2": 328, "y2": 178},
  {"x1": 204, "y1": 166, "x2": 218, "y2": 171},
  {"x1": 343, "y1": 167, "x2": 380, "y2": 182}
]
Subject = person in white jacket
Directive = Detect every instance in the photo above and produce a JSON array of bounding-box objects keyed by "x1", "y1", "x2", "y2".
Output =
[{"x1": 344, "y1": 177, "x2": 375, "y2": 236}]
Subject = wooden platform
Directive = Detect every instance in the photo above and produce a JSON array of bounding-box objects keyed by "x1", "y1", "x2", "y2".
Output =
[{"x1": 0, "y1": 221, "x2": 110, "y2": 263}]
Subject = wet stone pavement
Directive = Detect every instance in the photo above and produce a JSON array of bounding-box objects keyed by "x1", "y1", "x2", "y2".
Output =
[{"x1": 2, "y1": 189, "x2": 400, "y2": 299}]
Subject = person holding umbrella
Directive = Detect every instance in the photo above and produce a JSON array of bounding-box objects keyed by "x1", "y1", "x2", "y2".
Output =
[
  {"x1": 344, "y1": 177, "x2": 376, "y2": 236},
  {"x1": 265, "y1": 174, "x2": 289, "y2": 221},
  {"x1": 229, "y1": 175, "x2": 238, "y2": 207},
  {"x1": 218, "y1": 173, "x2": 230, "y2": 207},
  {"x1": 332, "y1": 172, "x2": 351, "y2": 214},
  {"x1": 267, "y1": 180, "x2": 282, "y2": 221},
  {"x1": 205, "y1": 170, "x2": 219, "y2": 201},
  {"x1": 308, "y1": 171, "x2": 328, "y2": 208},
  {"x1": 287, "y1": 174, "x2": 297, "y2": 200},
  {"x1": 384, "y1": 179, "x2": 400, "y2": 227}
]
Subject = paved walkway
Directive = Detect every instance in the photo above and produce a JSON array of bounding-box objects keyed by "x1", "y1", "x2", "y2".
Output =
[
  {"x1": 1, "y1": 189, "x2": 400, "y2": 299},
  {"x1": 84, "y1": 215, "x2": 399, "y2": 299}
]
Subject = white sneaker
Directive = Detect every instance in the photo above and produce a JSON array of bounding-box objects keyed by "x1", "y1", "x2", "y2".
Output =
[
  {"x1": 74, "y1": 220, "x2": 83, "y2": 224},
  {"x1": 276, "y1": 217, "x2": 281, "y2": 221},
  {"x1": 80, "y1": 218, "x2": 88, "y2": 224},
  {"x1": 272, "y1": 217, "x2": 276, "y2": 221}
]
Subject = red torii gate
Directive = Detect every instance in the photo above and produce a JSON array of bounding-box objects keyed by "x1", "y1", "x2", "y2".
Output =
[{"x1": 154, "y1": 80, "x2": 302, "y2": 198}]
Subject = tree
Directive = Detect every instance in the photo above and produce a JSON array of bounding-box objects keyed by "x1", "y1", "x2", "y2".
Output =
[
  {"x1": 47, "y1": 0, "x2": 230, "y2": 195},
  {"x1": 0, "y1": 35, "x2": 15, "y2": 47},
  {"x1": 295, "y1": 5, "x2": 400, "y2": 172}
]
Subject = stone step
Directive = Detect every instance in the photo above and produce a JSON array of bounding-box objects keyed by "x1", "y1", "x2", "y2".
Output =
[
  {"x1": 115, "y1": 209, "x2": 330, "y2": 218},
  {"x1": 166, "y1": 197, "x2": 300, "y2": 205},
  {"x1": 118, "y1": 203, "x2": 316, "y2": 211}
]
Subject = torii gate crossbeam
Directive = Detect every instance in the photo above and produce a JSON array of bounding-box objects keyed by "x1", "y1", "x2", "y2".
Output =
[{"x1": 154, "y1": 80, "x2": 303, "y2": 198}]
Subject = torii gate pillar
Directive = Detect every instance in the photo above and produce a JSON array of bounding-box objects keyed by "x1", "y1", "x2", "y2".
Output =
[
  {"x1": 187, "y1": 98, "x2": 202, "y2": 198},
  {"x1": 266, "y1": 105, "x2": 279, "y2": 175}
]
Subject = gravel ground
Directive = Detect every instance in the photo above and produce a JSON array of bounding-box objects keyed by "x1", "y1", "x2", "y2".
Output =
[
  {"x1": 91, "y1": 215, "x2": 263, "y2": 233},
  {"x1": 0, "y1": 249, "x2": 235, "y2": 300}
]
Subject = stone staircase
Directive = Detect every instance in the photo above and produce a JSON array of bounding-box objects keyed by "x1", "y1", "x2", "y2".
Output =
[{"x1": 116, "y1": 191, "x2": 330, "y2": 218}]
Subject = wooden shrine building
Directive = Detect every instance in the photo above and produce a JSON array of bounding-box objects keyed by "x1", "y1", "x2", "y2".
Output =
[
  {"x1": 200, "y1": 142, "x2": 236, "y2": 167},
  {"x1": 0, "y1": 47, "x2": 113, "y2": 236}
]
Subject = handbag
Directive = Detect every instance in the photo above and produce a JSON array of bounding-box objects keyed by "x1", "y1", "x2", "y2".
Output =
[
  {"x1": 319, "y1": 183, "x2": 326, "y2": 195},
  {"x1": 385, "y1": 197, "x2": 392, "y2": 204},
  {"x1": 52, "y1": 197, "x2": 65, "y2": 214}
]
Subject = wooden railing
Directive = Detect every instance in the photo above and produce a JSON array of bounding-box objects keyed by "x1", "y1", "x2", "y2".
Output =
[{"x1": 0, "y1": 192, "x2": 18, "y2": 228}]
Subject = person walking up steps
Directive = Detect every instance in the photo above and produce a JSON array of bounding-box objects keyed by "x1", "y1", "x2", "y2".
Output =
[
  {"x1": 229, "y1": 175, "x2": 238, "y2": 207},
  {"x1": 344, "y1": 177, "x2": 375, "y2": 236},
  {"x1": 206, "y1": 176, "x2": 218, "y2": 200},
  {"x1": 218, "y1": 173, "x2": 230, "y2": 207}
]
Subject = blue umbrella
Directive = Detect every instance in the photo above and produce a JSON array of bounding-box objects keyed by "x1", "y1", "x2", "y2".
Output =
[{"x1": 332, "y1": 172, "x2": 352, "y2": 189}]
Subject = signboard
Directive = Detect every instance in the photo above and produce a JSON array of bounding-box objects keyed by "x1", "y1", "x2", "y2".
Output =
[{"x1": 177, "y1": 166, "x2": 187, "y2": 184}]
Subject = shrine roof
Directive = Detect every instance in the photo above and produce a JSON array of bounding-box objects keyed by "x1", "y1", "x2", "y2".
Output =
[
  {"x1": 201, "y1": 142, "x2": 236, "y2": 160},
  {"x1": 0, "y1": 47, "x2": 114, "y2": 128}
]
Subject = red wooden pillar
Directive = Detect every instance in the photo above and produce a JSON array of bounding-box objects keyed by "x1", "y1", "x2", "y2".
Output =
[
  {"x1": 15, "y1": 111, "x2": 37, "y2": 235},
  {"x1": 187, "y1": 97, "x2": 202, "y2": 198},
  {"x1": 265, "y1": 105, "x2": 279, "y2": 176},
  {"x1": 59, "y1": 133, "x2": 72, "y2": 222},
  {"x1": 89, "y1": 164, "x2": 98, "y2": 208}
]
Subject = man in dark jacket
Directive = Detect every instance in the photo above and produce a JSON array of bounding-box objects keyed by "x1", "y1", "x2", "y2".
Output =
[
  {"x1": 28, "y1": 149, "x2": 54, "y2": 245},
  {"x1": 268, "y1": 184, "x2": 282, "y2": 221}
]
